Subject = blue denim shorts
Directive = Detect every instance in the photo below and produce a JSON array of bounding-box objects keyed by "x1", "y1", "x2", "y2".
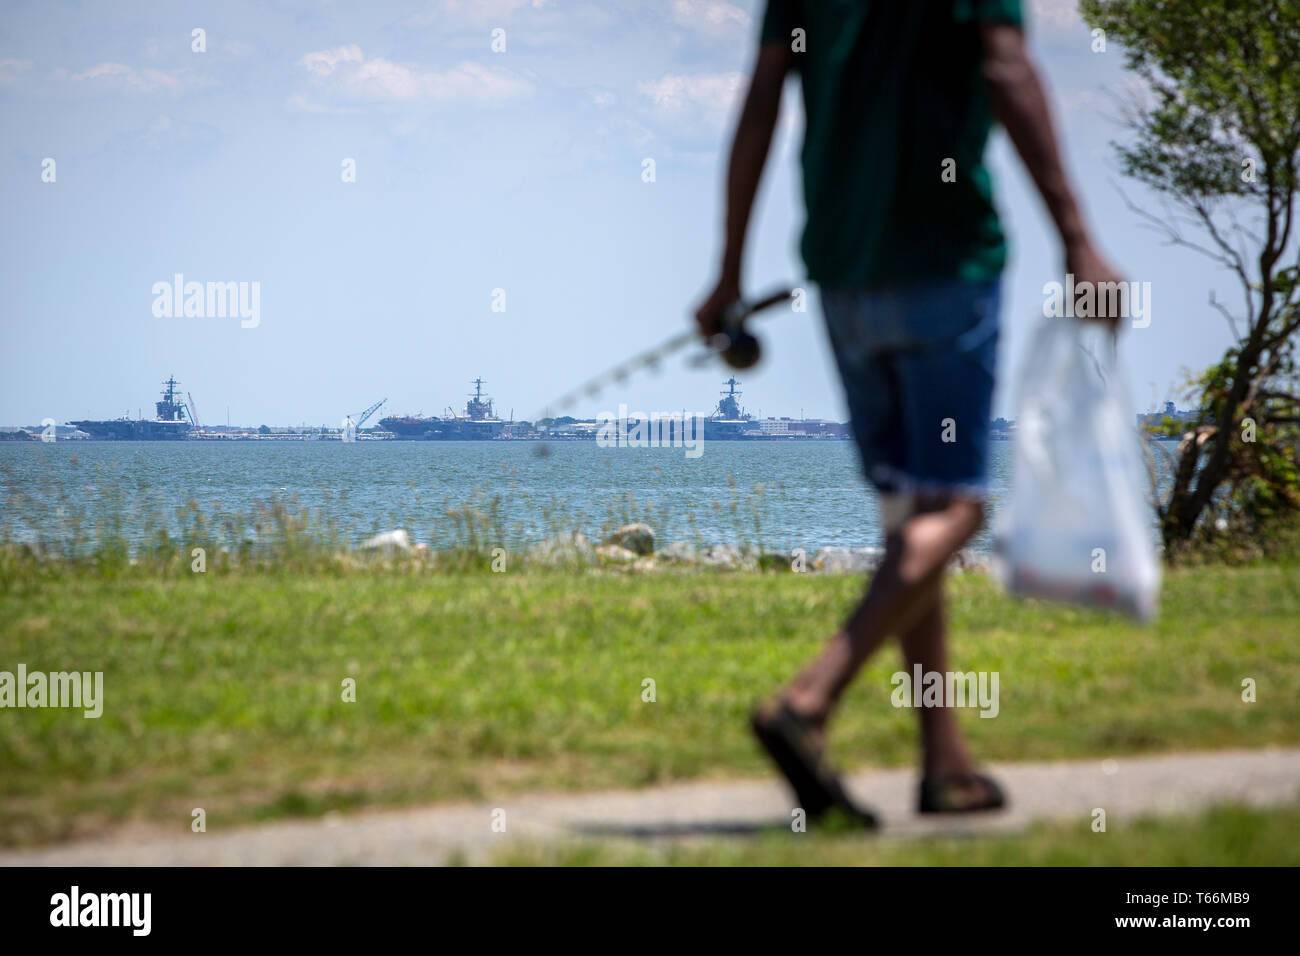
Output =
[{"x1": 821, "y1": 278, "x2": 1001, "y2": 497}]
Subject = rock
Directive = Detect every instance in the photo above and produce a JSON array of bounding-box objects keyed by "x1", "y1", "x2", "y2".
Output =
[
  {"x1": 595, "y1": 544, "x2": 638, "y2": 565},
  {"x1": 14, "y1": 541, "x2": 45, "y2": 563},
  {"x1": 952, "y1": 548, "x2": 991, "y2": 573},
  {"x1": 528, "y1": 532, "x2": 596, "y2": 567},
  {"x1": 604, "y1": 523, "x2": 655, "y2": 556},
  {"x1": 360, "y1": 529, "x2": 413, "y2": 557},
  {"x1": 811, "y1": 547, "x2": 885, "y2": 574},
  {"x1": 631, "y1": 556, "x2": 660, "y2": 573},
  {"x1": 699, "y1": 543, "x2": 746, "y2": 569},
  {"x1": 659, "y1": 541, "x2": 698, "y2": 564}
]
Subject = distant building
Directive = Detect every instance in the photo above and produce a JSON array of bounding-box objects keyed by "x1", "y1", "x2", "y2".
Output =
[
  {"x1": 787, "y1": 418, "x2": 849, "y2": 439},
  {"x1": 1137, "y1": 401, "x2": 1197, "y2": 432}
]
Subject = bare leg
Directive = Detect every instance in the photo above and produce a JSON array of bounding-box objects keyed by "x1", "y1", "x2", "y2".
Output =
[
  {"x1": 782, "y1": 493, "x2": 984, "y2": 766},
  {"x1": 899, "y1": 582, "x2": 976, "y2": 778}
]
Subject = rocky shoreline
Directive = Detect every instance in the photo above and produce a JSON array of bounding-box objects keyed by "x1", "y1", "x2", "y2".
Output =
[{"x1": 360, "y1": 523, "x2": 993, "y2": 574}]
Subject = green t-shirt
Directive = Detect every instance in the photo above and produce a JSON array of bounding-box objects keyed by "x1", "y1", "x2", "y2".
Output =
[{"x1": 760, "y1": 0, "x2": 1023, "y2": 288}]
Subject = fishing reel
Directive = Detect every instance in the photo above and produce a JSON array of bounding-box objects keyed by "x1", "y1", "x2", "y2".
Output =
[
  {"x1": 714, "y1": 301, "x2": 763, "y2": 369},
  {"x1": 708, "y1": 288, "x2": 794, "y2": 370}
]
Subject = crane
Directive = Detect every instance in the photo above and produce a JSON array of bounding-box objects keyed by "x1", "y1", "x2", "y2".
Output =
[
  {"x1": 186, "y1": 391, "x2": 203, "y2": 437},
  {"x1": 344, "y1": 398, "x2": 386, "y2": 434}
]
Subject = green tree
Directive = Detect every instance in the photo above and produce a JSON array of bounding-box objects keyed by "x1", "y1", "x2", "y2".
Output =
[{"x1": 1081, "y1": 0, "x2": 1300, "y2": 555}]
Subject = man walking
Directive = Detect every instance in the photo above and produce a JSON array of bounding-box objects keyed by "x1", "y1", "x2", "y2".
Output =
[{"x1": 696, "y1": 0, "x2": 1121, "y2": 822}]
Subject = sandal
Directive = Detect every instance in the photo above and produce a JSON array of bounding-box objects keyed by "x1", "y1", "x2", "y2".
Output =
[
  {"x1": 918, "y1": 772, "x2": 1007, "y2": 814},
  {"x1": 751, "y1": 698, "x2": 878, "y2": 828}
]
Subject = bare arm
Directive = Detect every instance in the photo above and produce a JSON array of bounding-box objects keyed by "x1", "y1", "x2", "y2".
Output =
[
  {"x1": 981, "y1": 22, "x2": 1122, "y2": 320},
  {"x1": 696, "y1": 42, "x2": 790, "y2": 336}
]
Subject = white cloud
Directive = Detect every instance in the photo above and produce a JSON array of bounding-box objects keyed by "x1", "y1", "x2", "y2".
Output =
[
  {"x1": 670, "y1": 0, "x2": 750, "y2": 34},
  {"x1": 138, "y1": 114, "x2": 216, "y2": 150},
  {"x1": 68, "y1": 62, "x2": 195, "y2": 93},
  {"x1": 299, "y1": 45, "x2": 365, "y2": 78},
  {"x1": 295, "y1": 45, "x2": 532, "y2": 105},
  {"x1": 1056, "y1": 72, "x2": 1149, "y2": 121},
  {"x1": 1028, "y1": 0, "x2": 1085, "y2": 38},
  {"x1": 285, "y1": 92, "x2": 336, "y2": 113},
  {"x1": 638, "y1": 72, "x2": 744, "y2": 129},
  {"x1": 0, "y1": 58, "x2": 33, "y2": 83},
  {"x1": 429, "y1": 0, "x2": 550, "y2": 26},
  {"x1": 1058, "y1": 87, "x2": 1100, "y2": 113}
]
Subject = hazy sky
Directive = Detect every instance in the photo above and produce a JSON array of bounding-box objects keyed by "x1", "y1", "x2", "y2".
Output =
[{"x1": 1, "y1": 0, "x2": 1245, "y2": 426}]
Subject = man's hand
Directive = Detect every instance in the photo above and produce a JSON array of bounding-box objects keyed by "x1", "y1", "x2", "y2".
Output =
[
  {"x1": 694, "y1": 275, "x2": 741, "y2": 339},
  {"x1": 1065, "y1": 239, "x2": 1125, "y2": 329}
]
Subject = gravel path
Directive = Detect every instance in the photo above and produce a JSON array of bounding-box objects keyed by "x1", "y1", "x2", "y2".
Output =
[{"x1": 4, "y1": 747, "x2": 1297, "y2": 865}]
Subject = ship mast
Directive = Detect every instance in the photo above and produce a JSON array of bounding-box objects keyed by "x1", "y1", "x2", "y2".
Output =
[
  {"x1": 155, "y1": 375, "x2": 189, "y2": 423},
  {"x1": 466, "y1": 378, "x2": 494, "y2": 420},
  {"x1": 714, "y1": 377, "x2": 746, "y2": 420}
]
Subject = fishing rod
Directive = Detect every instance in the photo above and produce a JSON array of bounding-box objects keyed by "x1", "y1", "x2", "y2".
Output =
[{"x1": 533, "y1": 286, "x2": 795, "y2": 423}]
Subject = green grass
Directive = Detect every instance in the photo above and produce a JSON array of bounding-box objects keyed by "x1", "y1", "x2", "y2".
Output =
[
  {"x1": 490, "y1": 800, "x2": 1300, "y2": 866},
  {"x1": 1, "y1": 564, "x2": 1298, "y2": 847}
]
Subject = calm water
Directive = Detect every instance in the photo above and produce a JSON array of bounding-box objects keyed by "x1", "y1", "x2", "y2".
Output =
[{"x1": 1, "y1": 439, "x2": 1170, "y2": 554}]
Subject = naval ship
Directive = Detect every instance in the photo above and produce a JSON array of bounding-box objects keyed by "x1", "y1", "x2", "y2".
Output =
[
  {"x1": 705, "y1": 377, "x2": 755, "y2": 439},
  {"x1": 702, "y1": 378, "x2": 848, "y2": 440},
  {"x1": 70, "y1": 376, "x2": 194, "y2": 440},
  {"x1": 379, "y1": 379, "x2": 507, "y2": 440}
]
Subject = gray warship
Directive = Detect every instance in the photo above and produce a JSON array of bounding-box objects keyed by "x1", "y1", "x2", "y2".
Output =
[{"x1": 69, "y1": 376, "x2": 194, "y2": 440}]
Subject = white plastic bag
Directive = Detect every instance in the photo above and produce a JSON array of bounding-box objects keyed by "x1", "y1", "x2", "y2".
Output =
[{"x1": 993, "y1": 317, "x2": 1161, "y2": 620}]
